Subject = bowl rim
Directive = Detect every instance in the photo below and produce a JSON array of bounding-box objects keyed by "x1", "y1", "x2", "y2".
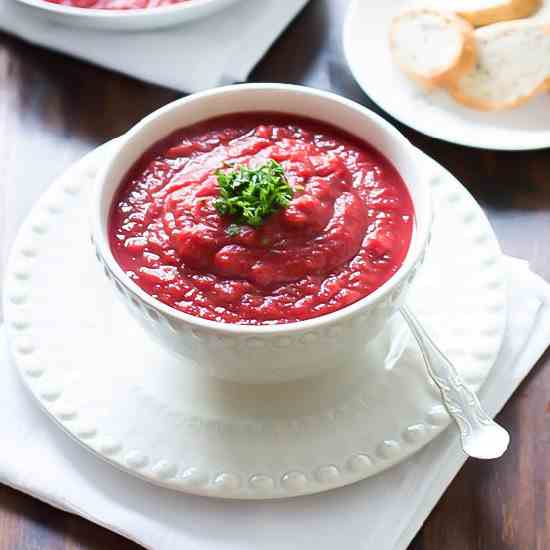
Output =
[
  {"x1": 92, "y1": 83, "x2": 433, "y2": 335},
  {"x1": 15, "y1": 0, "x2": 229, "y2": 19}
]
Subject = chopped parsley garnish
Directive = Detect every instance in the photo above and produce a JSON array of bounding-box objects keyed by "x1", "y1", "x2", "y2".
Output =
[{"x1": 214, "y1": 160, "x2": 293, "y2": 228}]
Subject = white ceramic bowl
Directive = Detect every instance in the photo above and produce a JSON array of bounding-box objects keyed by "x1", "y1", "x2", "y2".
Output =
[
  {"x1": 92, "y1": 83, "x2": 433, "y2": 383},
  {"x1": 15, "y1": 0, "x2": 241, "y2": 31}
]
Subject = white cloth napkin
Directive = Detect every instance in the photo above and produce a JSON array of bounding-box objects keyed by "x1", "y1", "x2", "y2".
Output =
[
  {"x1": 1, "y1": 256, "x2": 549, "y2": 550},
  {"x1": 0, "y1": 0, "x2": 308, "y2": 92}
]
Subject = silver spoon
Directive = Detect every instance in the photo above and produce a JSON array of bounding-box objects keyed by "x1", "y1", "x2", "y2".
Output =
[{"x1": 400, "y1": 304, "x2": 510, "y2": 459}]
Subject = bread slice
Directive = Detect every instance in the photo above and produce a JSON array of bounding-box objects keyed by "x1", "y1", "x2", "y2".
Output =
[
  {"x1": 390, "y1": 9, "x2": 477, "y2": 90},
  {"x1": 449, "y1": 20, "x2": 550, "y2": 110},
  {"x1": 453, "y1": 0, "x2": 542, "y2": 27}
]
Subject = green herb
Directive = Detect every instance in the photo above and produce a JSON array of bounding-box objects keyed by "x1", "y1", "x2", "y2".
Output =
[
  {"x1": 226, "y1": 224, "x2": 241, "y2": 237},
  {"x1": 214, "y1": 160, "x2": 293, "y2": 228}
]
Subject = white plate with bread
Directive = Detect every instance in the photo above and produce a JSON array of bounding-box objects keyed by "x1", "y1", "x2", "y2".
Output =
[{"x1": 344, "y1": 0, "x2": 550, "y2": 150}]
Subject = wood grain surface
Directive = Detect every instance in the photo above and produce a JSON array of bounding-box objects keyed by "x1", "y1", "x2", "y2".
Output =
[{"x1": 1, "y1": 1, "x2": 549, "y2": 548}]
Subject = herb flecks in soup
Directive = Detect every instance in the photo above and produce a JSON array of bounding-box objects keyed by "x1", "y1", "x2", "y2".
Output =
[{"x1": 109, "y1": 113, "x2": 414, "y2": 325}]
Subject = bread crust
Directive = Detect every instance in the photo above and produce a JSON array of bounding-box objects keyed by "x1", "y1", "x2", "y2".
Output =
[
  {"x1": 448, "y1": 21, "x2": 550, "y2": 110},
  {"x1": 390, "y1": 9, "x2": 477, "y2": 90},
  {"x1": 434, "y1": 16, "x2": 477, "y2": 87},
  {"x1": 457, "y1": 0, "x2": 542, "y2": 27},
  {"x1": 450, "y1": 78, "x2": 550, "y2": 110}
]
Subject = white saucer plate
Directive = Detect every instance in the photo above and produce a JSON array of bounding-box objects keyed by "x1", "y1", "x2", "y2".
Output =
[
  {"x1": 14, "y1": 0, "x2": 241, "y2": 32},
  {"x1": 343, "y1": 0, "x2": 550, "y2": 151},
  {"x1": 4, "y1": 142, "x2": 506, "y2": 499}
]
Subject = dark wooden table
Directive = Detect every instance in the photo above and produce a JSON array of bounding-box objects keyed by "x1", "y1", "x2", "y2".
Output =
[{"x1": 1, "y1": 0, "x2": 549, "y2": 548}]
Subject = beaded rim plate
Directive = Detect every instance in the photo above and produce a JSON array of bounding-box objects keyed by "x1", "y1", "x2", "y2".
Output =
[{"x1": 3, "y1": 142, "x2": 506, "y2": 499}]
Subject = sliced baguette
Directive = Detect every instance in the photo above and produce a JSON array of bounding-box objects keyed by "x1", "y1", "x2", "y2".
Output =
[
  {"x1": 454, "y1": 0, "x2": 542, "y2": 27},
  {"x1": 390, "y1": 9, "x2": 477, "y2": 90},
  {"x1": 449, "y1": 20, "x2": 550, "y2": 110}
]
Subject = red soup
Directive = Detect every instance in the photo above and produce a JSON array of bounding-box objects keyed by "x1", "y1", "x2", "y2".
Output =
[
  {"x1": 109, "y1": 113, "x2": 414, "y2": 325},
  {"x1": 45, "y1": 0, "x2": 189, "y2": 9}
]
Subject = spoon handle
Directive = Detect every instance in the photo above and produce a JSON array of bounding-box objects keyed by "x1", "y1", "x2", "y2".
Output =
[{"x1": 400, "y1": 304, "x2": 509, "y2": 459}]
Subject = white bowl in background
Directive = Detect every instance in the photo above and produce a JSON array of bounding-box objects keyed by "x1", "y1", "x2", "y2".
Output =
[
  {"x1": 92, "y1": 83, "x2": 433, "y2": 383},
  {"x1": 15, "y1": 0, "x2": 241, "y2": 31}
]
